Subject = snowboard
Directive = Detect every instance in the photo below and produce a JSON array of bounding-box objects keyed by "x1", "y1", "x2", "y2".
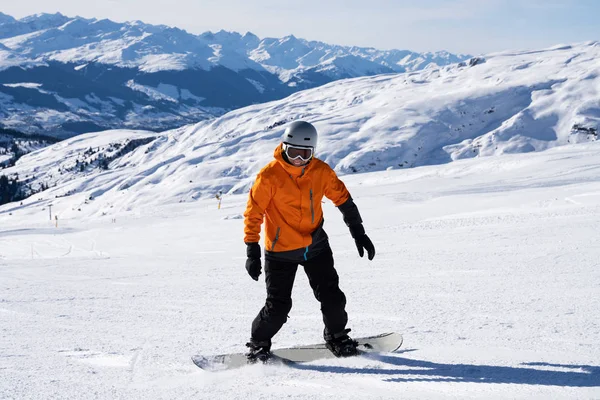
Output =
[{"x1": 192, "y1": 332, "x2": 402, "y2": 371}]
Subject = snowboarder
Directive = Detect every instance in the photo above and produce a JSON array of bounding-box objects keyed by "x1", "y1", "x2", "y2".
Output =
[{"x1": 243, "y1": 120, "x2": 376, "y2": 363}]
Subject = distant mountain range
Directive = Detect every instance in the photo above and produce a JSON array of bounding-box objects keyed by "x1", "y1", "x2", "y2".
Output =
[
  {"x1": 0, "y1": 12, "x2": 470, "y2": 138},
  {"x1": 1, "y1": 41, "x2": 597, "y2": 210}
]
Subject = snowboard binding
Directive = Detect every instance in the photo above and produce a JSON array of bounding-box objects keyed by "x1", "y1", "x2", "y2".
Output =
[
  {"x1": 325, "y1": 328, "x2": 359, "y2": 357},
  {"x1": 245, "y1": 340, "x2": 272, "y2": 364}
]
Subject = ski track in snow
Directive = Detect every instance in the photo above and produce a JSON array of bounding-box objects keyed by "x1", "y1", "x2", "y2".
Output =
[{"x1": 1, "y1": 144, "x2": 600, "y2": 399}]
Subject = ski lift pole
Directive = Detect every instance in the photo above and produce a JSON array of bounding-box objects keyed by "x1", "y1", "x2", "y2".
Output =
[{"x1": 216, "y1": 191, "x2": 223, "y2": 210}]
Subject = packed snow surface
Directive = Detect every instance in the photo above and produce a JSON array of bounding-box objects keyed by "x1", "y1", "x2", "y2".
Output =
[{"x1": 1, "y1": 142, "x2": 599, "y2": 399}]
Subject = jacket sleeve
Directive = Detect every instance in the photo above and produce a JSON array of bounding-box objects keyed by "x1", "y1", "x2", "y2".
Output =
[
  {"x1": 243, "y1": 172, "x2": 273, "y2": 244},
  {"x1": 323, "y1": 165, "x2": 351, "y2": 207},
  {"x1": 322, "y1": 164, "x2": 364, "y2": 231}
]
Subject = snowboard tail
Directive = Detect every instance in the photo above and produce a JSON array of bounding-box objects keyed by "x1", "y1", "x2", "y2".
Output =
[{"x1": 192, "y1": 332, "x2": 402, "y2": 371}]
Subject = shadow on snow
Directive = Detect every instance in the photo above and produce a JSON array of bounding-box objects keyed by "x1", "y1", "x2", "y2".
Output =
[{"x1": 291, "y1": 350, "x2": 600, "y2": 387}]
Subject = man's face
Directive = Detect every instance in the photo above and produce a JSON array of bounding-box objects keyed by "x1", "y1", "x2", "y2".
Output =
[{"x1": 290, "y1": 157, "x2": 309, "y2": 167}]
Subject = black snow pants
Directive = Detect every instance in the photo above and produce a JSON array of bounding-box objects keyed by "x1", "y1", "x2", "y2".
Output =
[{"x1": 251, "y1": 246, "x2": 348, "y2": 344}]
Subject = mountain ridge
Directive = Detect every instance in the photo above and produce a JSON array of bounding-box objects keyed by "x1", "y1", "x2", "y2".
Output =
[{"x1": 0, "y1": 12, "x2": 469, "y2": 137}]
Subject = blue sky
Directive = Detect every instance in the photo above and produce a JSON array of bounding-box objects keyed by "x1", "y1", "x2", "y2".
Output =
[{"x1": 2, "y1": 0, "x2": 598, "y2": 54}]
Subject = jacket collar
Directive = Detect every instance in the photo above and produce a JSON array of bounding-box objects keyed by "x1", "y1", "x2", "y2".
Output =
[{"x1": 273, "y1": 143, "x2": 315, "y2": 177}]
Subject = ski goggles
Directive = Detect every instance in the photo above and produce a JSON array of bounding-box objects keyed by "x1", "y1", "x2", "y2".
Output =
[{"x1": 283, "y1": 143, "x2": 314, "y2": 161}]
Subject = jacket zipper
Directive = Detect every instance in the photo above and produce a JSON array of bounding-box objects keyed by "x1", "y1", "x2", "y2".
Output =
[
  {"x1": 271, "y1": 227, "x2": 281, "y2": 251},
  {"x1": 309, "y1": 189, "x2": 314, "y2": 224}
]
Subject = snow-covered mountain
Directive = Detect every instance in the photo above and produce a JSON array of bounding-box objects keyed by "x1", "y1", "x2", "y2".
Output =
[
  {"x1": 1, "y1": 40, "x2": 598, "y2": 214},
  {"x1": 0, "y1": 12, "x2": 469, "y2": 138}
]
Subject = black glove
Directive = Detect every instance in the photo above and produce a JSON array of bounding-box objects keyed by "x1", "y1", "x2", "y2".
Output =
[
  {"x1": 245, "y1": 242, "x2": 262, "y2": 281},
  {"x1": 349, "y1": 224, "x2": 376, "y2": 260}
]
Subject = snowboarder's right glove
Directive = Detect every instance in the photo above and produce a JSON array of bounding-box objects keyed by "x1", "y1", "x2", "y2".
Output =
[
  {"x1": 349, "y1": 224, "x2": 376, "y2": 260},
  {"x1": 245, "y1": 242, "x2": 262, "y2": 281}
]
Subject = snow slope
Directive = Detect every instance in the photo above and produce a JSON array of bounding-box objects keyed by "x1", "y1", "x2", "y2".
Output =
[
  {"x1": 0, "y1": 141, "x2": 599, "y2": 399},
  {"x1": 1, "y1": 41, "x2": 598, "y2": 216}
]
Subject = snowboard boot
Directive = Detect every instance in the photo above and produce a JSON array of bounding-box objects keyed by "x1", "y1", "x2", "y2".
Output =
[
  {"x1": 325, "y1": 328, "x2": 359, "y2": 357},
  {"x1": 245, "y1": 339, "x2": 272, "y2": 364}
]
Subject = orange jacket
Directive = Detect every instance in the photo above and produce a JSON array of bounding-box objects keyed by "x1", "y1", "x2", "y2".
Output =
[{"x1": 244, "y1": 144, "x2": 351, "y2": 254}]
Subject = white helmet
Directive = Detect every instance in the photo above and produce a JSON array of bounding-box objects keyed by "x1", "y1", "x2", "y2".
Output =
[{"x1": 282, "y1": 121, "x2": 318, "y2": 161}]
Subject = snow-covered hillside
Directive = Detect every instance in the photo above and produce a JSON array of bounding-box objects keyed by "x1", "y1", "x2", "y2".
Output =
[
  {"x1": 0, "y1": 128, "x2": 58, "y2": 163},
  {"x1": 0, "y1": 12, "x2": 468, "y2": 137},
  {"x1": 1, "y1": 139, "x2": 599, "y2": 399},
  {"x1": 1, "y1": 41, "x2": 598, "y2": 216}
]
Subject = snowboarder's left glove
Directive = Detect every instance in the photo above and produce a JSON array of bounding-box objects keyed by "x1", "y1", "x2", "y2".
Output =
[
  {"x1": 349, "y1": 224, "x2": 376, "y2": 260},
  {"x1": 245, "y1": 242, "x2": 262, "y2": 281}
]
